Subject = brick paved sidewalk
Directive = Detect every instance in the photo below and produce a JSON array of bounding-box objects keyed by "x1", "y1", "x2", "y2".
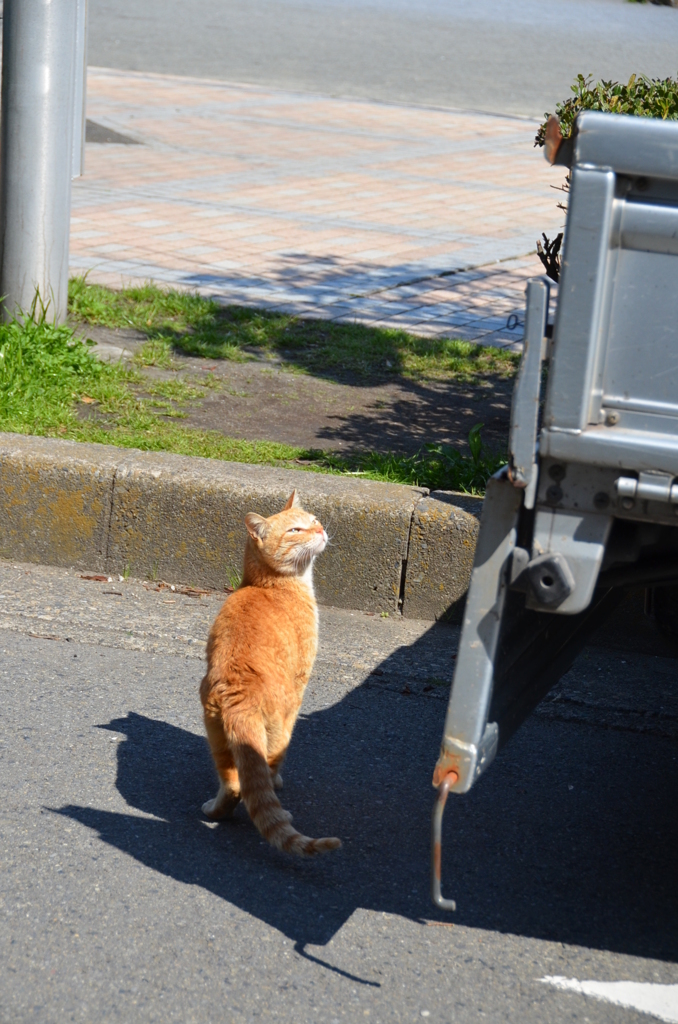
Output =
[{"x1": 72, "y1": 68, "x2": 564, "y2": 349}]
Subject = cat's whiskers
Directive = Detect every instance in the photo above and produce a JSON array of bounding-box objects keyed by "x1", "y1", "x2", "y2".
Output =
[{"x1": 323, "y1": 512, "x2": 337, "y2": 537}]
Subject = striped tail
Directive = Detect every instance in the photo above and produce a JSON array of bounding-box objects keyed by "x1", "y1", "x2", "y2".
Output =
[{"x1": 230, "y1": 724, "x2": 341, "y2": 857}]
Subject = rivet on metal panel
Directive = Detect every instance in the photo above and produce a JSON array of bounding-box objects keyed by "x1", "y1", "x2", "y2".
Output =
[{"x1": 431, "y1": 771, "x2": 459, "y2": 912}]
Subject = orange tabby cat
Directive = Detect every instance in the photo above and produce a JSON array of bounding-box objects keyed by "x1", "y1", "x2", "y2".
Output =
[{"x1": 200, "y1": 490, "x2": 341, "y2": 856}]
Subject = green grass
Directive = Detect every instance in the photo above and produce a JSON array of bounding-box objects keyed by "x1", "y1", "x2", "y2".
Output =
[
  {"x1": 0, "y1": 311, "x2": 299, "y2": 459},
  {"x1": 68, "y1": 277, "x2": 519, "y2": 383},
  {"x1": 0, "y1": 284, "x2": 510, "y2": 495},
  {"x1": 304, "y1": 423, "x2": 505, "y2": 493}
]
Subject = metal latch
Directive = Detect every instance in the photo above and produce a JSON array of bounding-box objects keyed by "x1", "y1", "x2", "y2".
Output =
[
  {"x1": 431, "y1": 772, "x2": 458, "y2": 911},
  {"x1": 431, "y1": 723, "x2": 499, "y2": 910},
  {"x1": 616, "y1": 472, "x2": 678, "y2": 508}
]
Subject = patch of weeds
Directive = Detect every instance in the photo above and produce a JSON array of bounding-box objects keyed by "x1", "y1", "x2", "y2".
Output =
[
  {"x1": 68, "y1": 277, "x2": 519, "y2": 384},
  {"x1": 69, "y1": 277, "x2": 216, "y2": 335},
  {"x1": 135, "y1": 338, "x2": 175, "y2": 369},
  {"x1": 395, "y1": 335, "x2": 517, "y2": 382},
  {"x1": 144, "y1": 378, "x2": 207, "y2": 403},
  {"x1": 304, "y1": 424, "x2": 505, "y2": 494},
  {"x1": 0, "y1": 312, "x2": 115, "y2": 433},
  {"x1": 225, "y1": 566, "x2": 243, "y2": 591},
  {"x1": 69, "y1": 418, "x2": 313, "y2": 465}
]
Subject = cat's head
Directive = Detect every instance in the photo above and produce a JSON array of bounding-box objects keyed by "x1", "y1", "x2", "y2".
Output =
[{"x1": 244, "y1": 491, "x2": 327, "y2": 576}]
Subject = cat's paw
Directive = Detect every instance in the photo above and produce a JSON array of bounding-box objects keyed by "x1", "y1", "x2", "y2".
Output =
[
  {"x1": 202, "y1": 798, "x2": 221, "y2": 818},
  {"x1": 202, "y1": 788, "x2": 240, "y2": 819},
  {"x1": 273, "y1": 773, "x2": 283, "y2": 791}
]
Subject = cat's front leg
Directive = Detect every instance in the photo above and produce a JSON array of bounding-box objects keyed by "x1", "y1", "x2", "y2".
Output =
[{"x1": 202, "y1": 778, "x2": 241, "y2": 819}]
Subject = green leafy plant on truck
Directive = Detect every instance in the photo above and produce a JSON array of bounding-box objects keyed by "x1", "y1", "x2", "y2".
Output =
[{"x1": 534, "y1": 72, "x2": 678, "y2": 280}]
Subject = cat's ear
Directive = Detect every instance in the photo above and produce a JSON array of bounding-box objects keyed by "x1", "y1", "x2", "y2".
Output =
[
  {"x1": 245, "y1": 512, "x2": 268, "y2": 543},
  {"x1": 281, "y1": 490, "x2": 300, "y2": 511}
]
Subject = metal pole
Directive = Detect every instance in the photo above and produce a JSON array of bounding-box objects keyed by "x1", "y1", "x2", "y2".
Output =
[
  {"x1": 72, "y1": 0, "x2": 88, "y2": 179},
  {"x1": 0, "y1": 0, "x2": 79, "y2": 324}
]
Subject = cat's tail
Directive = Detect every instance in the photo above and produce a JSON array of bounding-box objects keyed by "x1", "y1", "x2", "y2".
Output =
[{"x1": 230, "y1": 721, "x2": 341, "y2": 857}]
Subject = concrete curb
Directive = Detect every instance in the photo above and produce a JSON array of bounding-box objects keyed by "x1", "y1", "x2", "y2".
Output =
[
  {"x1": 403, "y1": 490, "x2": 483, "y2": 620},
  {"x1": 0, "y1": 434, "x2": 482, "y2": 619}
]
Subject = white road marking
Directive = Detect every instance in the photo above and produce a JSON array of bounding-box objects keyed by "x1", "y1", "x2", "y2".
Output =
[{"x1": 540, "y1": 976, "x2": 678, "y2": 1023}]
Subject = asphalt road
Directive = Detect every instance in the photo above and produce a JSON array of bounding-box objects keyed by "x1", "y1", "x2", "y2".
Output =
[
  {"x1": 1, "y1": 561, "x2": 677, "y2": 1023},
  {"x1": 87, "y1": 0, "x2": 678, "y2": 118}
]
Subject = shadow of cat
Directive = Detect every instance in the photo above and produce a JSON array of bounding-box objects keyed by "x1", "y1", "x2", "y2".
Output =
[{"x1": 52, "y1": 616, "x2": 678, "y2": 967}]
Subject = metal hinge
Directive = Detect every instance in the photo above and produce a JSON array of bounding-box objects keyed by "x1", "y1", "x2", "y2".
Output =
[{"x1": 616, "y1": 471, "x2": 678, "y2": 510}]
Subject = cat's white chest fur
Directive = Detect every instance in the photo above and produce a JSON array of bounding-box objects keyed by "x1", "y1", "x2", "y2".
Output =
[
  {"x1": 299, "y1": 560, "x2": 315, "y2": 596},
  {"x1": 299, "y1": 561, "x2": 319, "y2": 626}
]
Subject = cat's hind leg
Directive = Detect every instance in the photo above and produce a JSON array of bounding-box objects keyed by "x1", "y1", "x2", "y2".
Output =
[
  {"x1": 267, "y1": 715, "x2": 294, "y2": 792},
  {"x1": 202, "y1": 711, "x2": 241, "y2": 819},
  {"x1": 268, "y1": 750, "x2": 287, "y2": 791}
]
